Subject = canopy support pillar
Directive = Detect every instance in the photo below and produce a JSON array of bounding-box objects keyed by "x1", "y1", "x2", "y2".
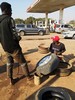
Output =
[
  {"x1": 45, "y1": 12, "x2": 49, "y2": 34},
  {"x1": 59, "y1": 7, "x2": 64, "y2": 24}
]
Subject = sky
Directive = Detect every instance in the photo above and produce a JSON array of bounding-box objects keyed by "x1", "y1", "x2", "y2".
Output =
[{"x1": 0, "y1": 0, "x2": 75, "y2": 23}]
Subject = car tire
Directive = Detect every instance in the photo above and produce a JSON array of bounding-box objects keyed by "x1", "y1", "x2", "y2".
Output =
[
  {"x1": 19, "y1": 30, "x2": 25, "y2": 36},
  {"x1": 35, "y1": 86, "x2": 72, "y2": 100},
  {"x1": 57, "y1": 68, "x2": 71, "y2": 77},
  {"x1": 72, "y1": 34, "x2": 75, "y2": 39},
  {"x1": 38, "y1": 44, "x2": 49, "y2": 54},
  {"x1": 39, "y1": 31, "x2": 44, "y2": 35},
  {"x1": 57, "y1": 62, "x2": 72, "y2": 77},
  {"x1": 71, "y1": 66, "x2": 75, "y2": 72},
  {"x1": 36, "y1": 53, "x2": 60, "y2": 76}
]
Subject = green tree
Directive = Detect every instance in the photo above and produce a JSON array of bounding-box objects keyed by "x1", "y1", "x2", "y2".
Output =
[
  {"x1": 25, "y1": 17, "x2": 36, "y2": 24},
  {"x1": 15, "y1": 18, "x2": 25, "y2": 24}
]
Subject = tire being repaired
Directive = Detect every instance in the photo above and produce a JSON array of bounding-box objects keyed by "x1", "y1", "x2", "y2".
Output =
[{"x1": 36, "y1": 53, "x2": 60, "y2": 76}]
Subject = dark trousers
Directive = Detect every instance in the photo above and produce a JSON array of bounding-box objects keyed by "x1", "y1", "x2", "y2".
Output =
[{"x1": 6, "y1": 49, "x2": 30, "y2": 79}]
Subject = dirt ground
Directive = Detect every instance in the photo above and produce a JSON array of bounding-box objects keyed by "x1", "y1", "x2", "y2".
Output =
[{"x1": 0, "y1": 33, "x2": 75, "y2": 100}]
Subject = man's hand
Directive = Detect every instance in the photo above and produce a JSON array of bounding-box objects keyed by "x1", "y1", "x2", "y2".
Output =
[
  {"x1": 54, "y1": 50, "x2": 57, "y2": 55},
  {"x1": 54, "y1": 51, "x2": 62, "y2": 55}
]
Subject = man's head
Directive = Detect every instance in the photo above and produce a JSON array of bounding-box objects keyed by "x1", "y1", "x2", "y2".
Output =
[
  {"x1": 51, "y1": 36, "x2": 60, "y2": 43},
  {"x1": 0, "y1": 2, "x2": 12, "y2": 16}
]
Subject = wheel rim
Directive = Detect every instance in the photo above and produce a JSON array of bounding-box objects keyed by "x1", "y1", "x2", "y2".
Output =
[
  {"x1": 39, "y1": 32, "x2": 43, "y2": 35},
  {"x1": 20, "y1": 31, "x2": 24, "y2": 36}
]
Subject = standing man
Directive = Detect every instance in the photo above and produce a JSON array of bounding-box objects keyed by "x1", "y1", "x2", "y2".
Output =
[{"x1": 0, "y1": 2, "x2": 30, "y2": 85}]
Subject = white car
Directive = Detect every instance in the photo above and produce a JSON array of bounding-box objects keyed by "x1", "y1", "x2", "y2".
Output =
[
  {"x1": 62, "y1": 28, "x2": 75, "y2": 39},
  {"x1": 55, "y1": 24, "x2": 72, "y2": 33}
]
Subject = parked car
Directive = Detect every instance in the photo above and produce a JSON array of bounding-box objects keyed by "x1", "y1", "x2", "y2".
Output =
[
  {"x1": 55, "y1": 24, "x2": 73, "y2": 33},
  {"x1": 62, "y1": 28, "x2": 75, "y2": 39},
  {"x1": 16, "y1": 24, "x2": 46, "y2": 36}
]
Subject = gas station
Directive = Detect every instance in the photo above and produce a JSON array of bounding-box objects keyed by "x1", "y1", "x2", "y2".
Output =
[{"x1": 27, "y1": 0, "x2": 75, "y2": 28}]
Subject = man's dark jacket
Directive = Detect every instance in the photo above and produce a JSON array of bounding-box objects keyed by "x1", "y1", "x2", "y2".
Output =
[{"x1": 0, "y1": 14, "x2": 20, "y2": 53}]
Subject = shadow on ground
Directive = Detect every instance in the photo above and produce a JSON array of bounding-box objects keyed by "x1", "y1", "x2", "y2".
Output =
[
  {"x1": 0, "y1": 63, "x2": 19, "y2": 74},
  {"x1": 23, "y1": 48, "x2": 38, "y2": 55}
]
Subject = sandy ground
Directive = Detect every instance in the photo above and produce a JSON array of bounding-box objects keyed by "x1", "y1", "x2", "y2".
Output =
[{"x1": 0, "y1": 33, "x2": 75, "y2": 100}]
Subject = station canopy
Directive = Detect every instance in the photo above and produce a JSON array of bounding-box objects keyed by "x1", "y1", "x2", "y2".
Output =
[{"x1": 27, "y1": 0, "x2": 75, "y2": 13}]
